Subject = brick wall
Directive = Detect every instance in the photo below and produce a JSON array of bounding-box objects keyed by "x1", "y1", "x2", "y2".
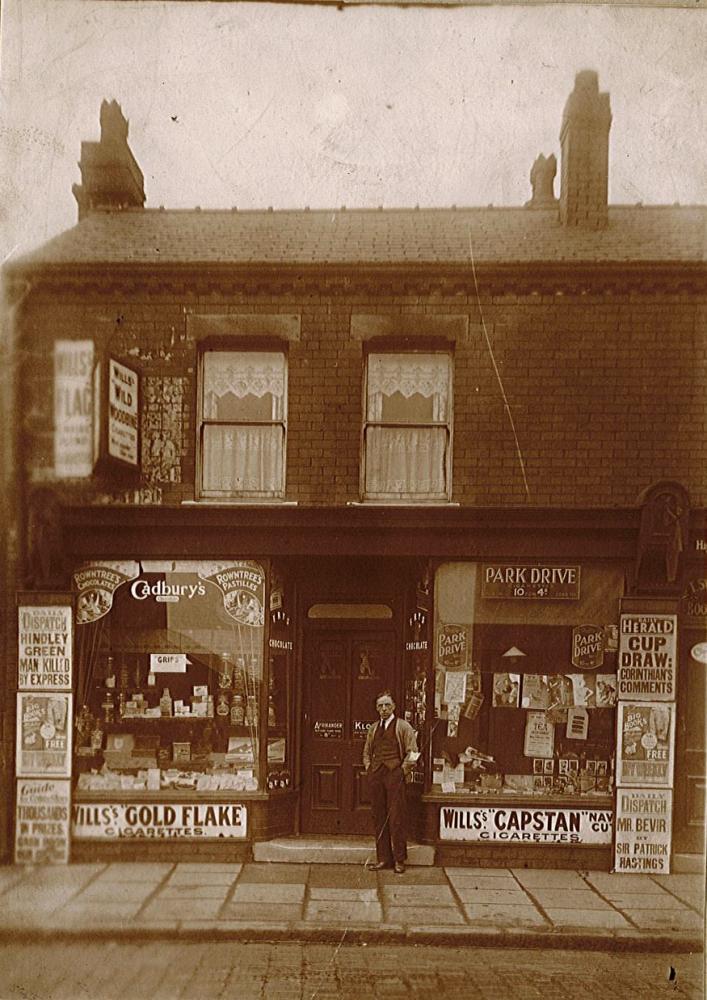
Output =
[{"x1": 18, "y1": 283, "x2": 707, "y2": 509}]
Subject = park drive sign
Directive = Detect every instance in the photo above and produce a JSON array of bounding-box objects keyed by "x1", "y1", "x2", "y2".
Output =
[
  {"x1": 571, "y1": 625, "x2": 605, "y2": 670},
  {"x1": 482, "y1": 565, "x2": 580, "y2": 600}
]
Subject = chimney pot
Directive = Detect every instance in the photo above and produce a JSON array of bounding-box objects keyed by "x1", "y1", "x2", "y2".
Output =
[{"x1": 525, "y1": 153, "x2": 558, "y2": 208}]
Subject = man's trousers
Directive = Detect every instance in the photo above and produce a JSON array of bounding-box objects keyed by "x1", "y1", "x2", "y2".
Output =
[{"x1": 368, "y1": 765, "x2": 407, "y2": 865}]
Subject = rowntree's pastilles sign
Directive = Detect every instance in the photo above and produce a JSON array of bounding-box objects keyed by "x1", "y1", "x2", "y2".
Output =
[
  {"x1": 440, "y1": 806, "x2": 612, "y2": 845},
  {"x1": 482, "y1": 565, "x2": 580, "y2": 600},
  {"x1": 618, "y1": 614, "x2": 677, "y2": 700}
]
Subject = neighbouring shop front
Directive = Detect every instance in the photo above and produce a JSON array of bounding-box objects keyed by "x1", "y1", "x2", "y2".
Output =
[{"x1": 12, "y1": 505, "x2": 703, "y2": 870}]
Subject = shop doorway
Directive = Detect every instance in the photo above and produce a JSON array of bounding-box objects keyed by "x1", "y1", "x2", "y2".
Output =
[
  {"x1": 673, "y1": 627, "x2": 706, "y2": 855},
  {"x1": 301, "y1": 624, "x2": 397, "y2": 835}
]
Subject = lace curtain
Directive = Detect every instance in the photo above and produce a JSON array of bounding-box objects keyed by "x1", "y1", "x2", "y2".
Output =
[
  {"x1": 365, "y1": 427, "x2": 447, "y2": 498},
  {"x1": 203, "y1": 425, "x2": 284, "y2": 495},
  {"x1": 203, "y1": 352, "x2": 286, "y2": 420},
  {"x1": 202, "y1": 352, "x2": 286, "y2": 494},
  {"x1": 367, "y1": 353, "x2": 450, "y2": 422},
  {"x1": 365, "y1": 354, "x2": 450, "y2": 497}
]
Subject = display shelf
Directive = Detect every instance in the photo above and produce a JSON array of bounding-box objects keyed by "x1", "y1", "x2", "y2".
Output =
[
  {"x1": 101, "y1": 718, "x2": 257, "y2": 732},
  {"x1": 422, "y1": 792, "x2": 613, "y2": 805},
  {"x1": 73, "y1": 788, "x2": 269, "y2": 802}
]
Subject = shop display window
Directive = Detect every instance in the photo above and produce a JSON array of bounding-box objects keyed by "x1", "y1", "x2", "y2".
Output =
[
  {"x1": 73, "y1": 560, "x2": 270, "y2": 795},
  {"x1": 431, "y1": 562, "x2": 625, "y2": 798}
]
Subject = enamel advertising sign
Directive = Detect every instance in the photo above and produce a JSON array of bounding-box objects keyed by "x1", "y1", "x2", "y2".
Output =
[
  {"x1": 72, "y1": 802, "x2": 247, "y2": 840},
  {"x1": 440, "y1": 805, "x2": 612, "y2": 845},
  {"x1": 482, "y1": 565, "x2": 580, "y2": 600},
  {"x1": 571, "y1": 625, "x2": 605, "y2": 670}
]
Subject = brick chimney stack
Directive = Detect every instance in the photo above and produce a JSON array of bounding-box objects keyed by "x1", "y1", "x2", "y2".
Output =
[
  {"x1": 559, "y1": 70, "x2": 612, "y2": 230},
  {"x1": 72, "y1": 101, "x2": 145, "y2": 220}
]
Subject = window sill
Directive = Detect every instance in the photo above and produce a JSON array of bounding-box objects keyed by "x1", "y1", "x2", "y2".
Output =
[
  {"x1": 182, "y1": 500, "x2": 299, "y2": 507},
  {"x1": 347, "y1": 501, "x2": 460, "y2": 507}
]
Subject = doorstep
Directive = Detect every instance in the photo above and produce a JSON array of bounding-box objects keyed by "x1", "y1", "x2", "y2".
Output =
[{"x1": 253, "y1": 837, "x2": 435, "y2": 866}]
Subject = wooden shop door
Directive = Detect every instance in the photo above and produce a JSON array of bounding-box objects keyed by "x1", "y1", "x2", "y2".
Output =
[{"x1": 301, "y1": 627, "x2": 396, "y2": 835}]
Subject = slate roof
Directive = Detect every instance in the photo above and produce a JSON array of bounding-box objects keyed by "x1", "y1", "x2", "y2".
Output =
[{"x1": 6, "y1": 204, "x2": 706, "y2": 272}]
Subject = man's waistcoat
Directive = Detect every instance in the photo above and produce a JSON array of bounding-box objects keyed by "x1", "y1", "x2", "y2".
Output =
[{"x1": 370, "y1": 720, "x2": 402, "y2": 772}]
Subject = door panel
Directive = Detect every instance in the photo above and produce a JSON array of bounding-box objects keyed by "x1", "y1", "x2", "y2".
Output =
[
  {"x1": 302, "y1": 628, "x2": 396, "y2": 835},
  {"x1": 352, "y1": 765, "x2": 372, "y2": 813},
  {"x1": 311, "y1": 765, "x2": 342, "y2": 812}
]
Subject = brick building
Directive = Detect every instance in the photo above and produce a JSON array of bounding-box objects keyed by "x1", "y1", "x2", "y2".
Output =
[{"x1": 2, "y1": 71, "x2": 705, "y2": 870}]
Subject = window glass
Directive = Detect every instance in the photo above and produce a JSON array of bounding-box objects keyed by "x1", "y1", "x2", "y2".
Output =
[
  {"x1": 73, "y1": 560, "x2": 266, "y2": 795},
  {"x1": 431, "y1": 562, "x2": 624, "y2": 798},
  {"x1": 364, "y1": 353, "x2": 451, "y2": 501},
  {"x1": 200, "y1": 351, "x2": 286, "y2": 498}
]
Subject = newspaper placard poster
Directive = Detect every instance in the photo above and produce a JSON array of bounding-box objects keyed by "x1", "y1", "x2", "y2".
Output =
[
  {"x1": 54, "y1": 339, "x2": 95, "y2": 478},
  {"x1": 15, "y1": 779, "x2": 71, "y2": 865},
  {"x1": 523, "y1": 711, "x2": 555, "y2": 758},
  {"x1": 614, "y1": 788, "x2": 672, "y2": 874},
  {"x1": 443, "y1": 670, "x2": 467, "y2": 706},
  {"x1": 18, "y1": 605, "x2": 73, "y2": 691},
  {"x1": 16, "y1": 693, "x2": 72, "y2": 778},
  {"x1": 616, "y1": 701, "x2": 675, "y2": 788},
  {"x1": 618, "y1": 614, "x2": 677, "y2": 701}
]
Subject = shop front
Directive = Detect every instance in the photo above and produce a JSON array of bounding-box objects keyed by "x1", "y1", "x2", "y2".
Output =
[
  {"x1": 62, "y1": 551, "x2": 622, "y2": 866},
  {"x1": 12, "y1": 503, "x2": 701, "y2": 870}
]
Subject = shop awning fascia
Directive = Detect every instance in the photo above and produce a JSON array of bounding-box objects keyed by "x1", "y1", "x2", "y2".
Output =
[{"x1": 60, "y1": 503, "x2": 642, "y2": 562}]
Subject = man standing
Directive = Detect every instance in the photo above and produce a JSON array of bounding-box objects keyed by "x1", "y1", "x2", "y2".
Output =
[{"x1": 362, "y1": 690, "x2": 418, "y2": 874}]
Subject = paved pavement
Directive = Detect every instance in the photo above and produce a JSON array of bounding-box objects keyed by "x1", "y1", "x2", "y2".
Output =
[{"x1": 0, "y1": 862, "x2": 703, "y2": 952}]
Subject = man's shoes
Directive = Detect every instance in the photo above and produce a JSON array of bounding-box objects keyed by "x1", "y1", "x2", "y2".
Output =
[
  {"x1": 367, "y1": 861, "x2": 392, "y2": 871},
  {"x1": 393, "y1": 862, "x2": 406, "y2": 875}
]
